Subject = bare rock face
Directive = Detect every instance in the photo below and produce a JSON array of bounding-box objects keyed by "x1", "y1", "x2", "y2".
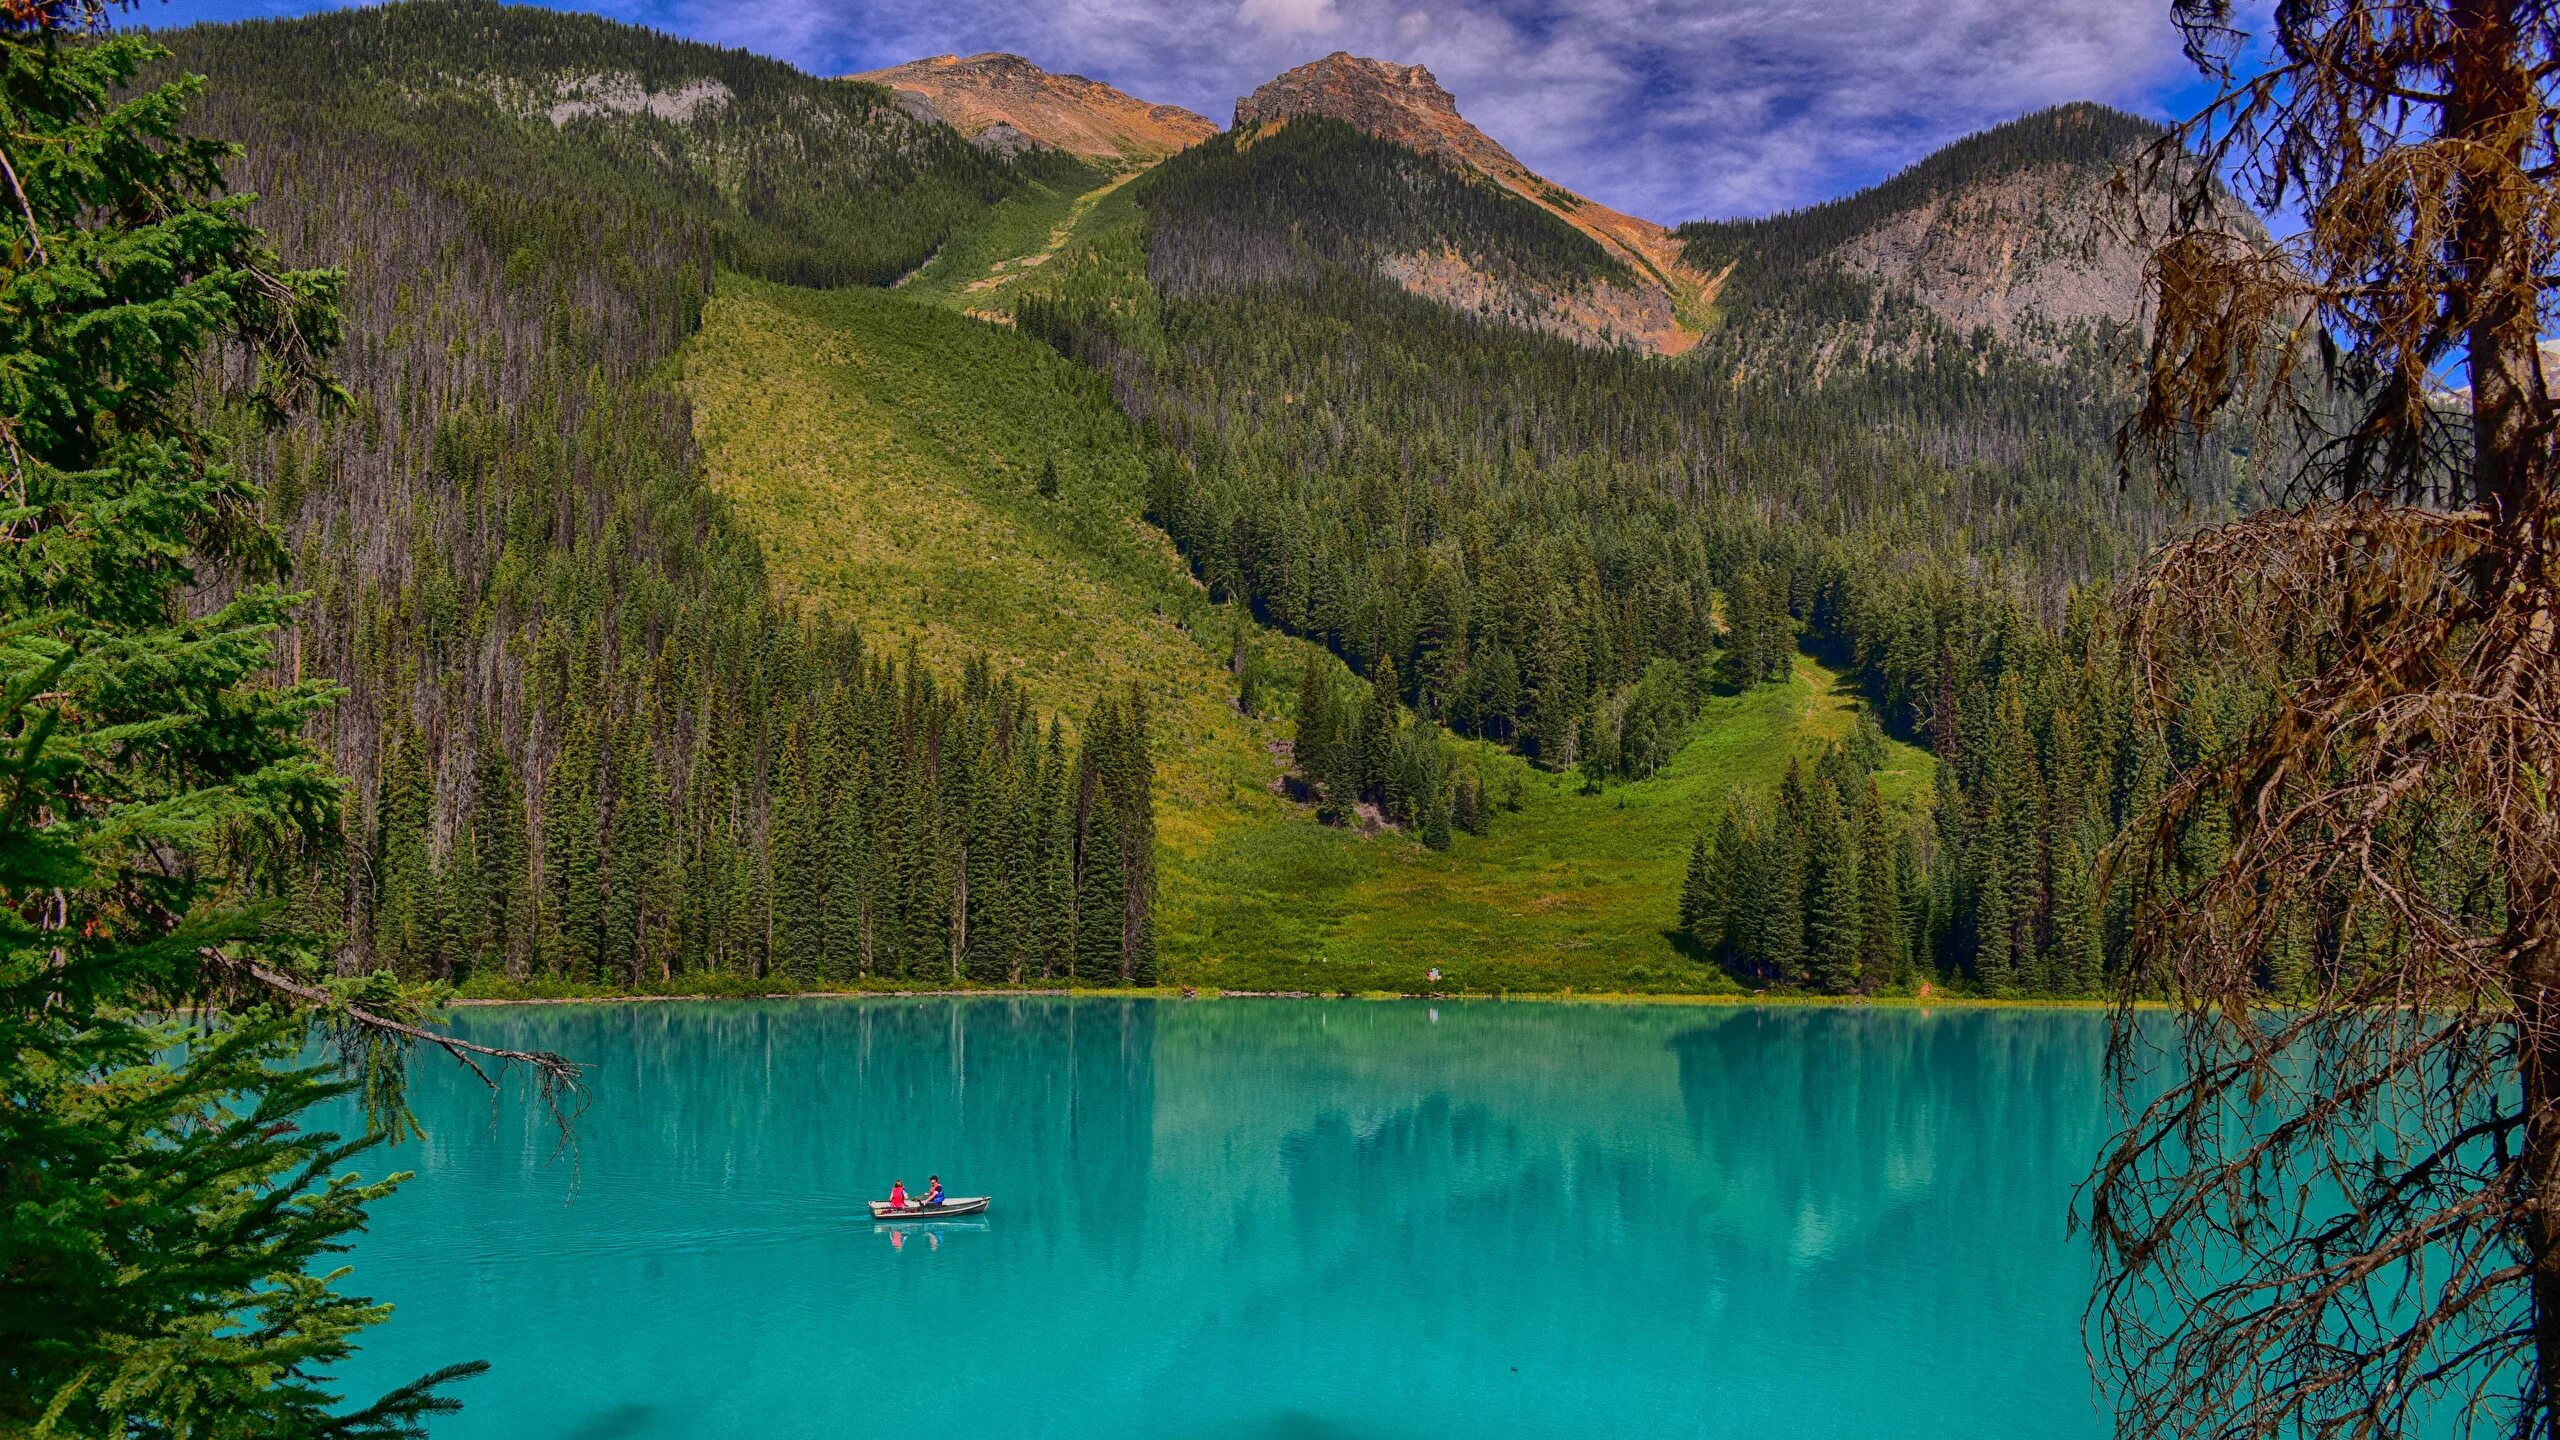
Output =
[
  {"x1": 546, "y1": 73, "x2": 733, "y2": 127},
  {"x1": 970, "y1": 122, "x2": 1043, "y2": 158},
  {"x1": 1827, "y1": 164, "x2": 2153, "y2": 347},
  {"x1": 1232, "y1": 52, "x2": 1708, "y2": 355},
  {"x1": 851, "y1": 53, "x2": 1216, "y2": 167},
  {"x1": 1671, "y1": 104, "x2": 2272, "y2": 379}
]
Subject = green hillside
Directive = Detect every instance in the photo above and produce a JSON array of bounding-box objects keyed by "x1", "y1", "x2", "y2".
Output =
[
  {"x1": 679, "y1": 277, "x2": 1931, "y2": 993},
  {"x1": 154, "y1": 1, "x2": 1169, "y2": 993},
  {"x1": 173, "y1": 0, "x2": 1043, "y2": 286}
]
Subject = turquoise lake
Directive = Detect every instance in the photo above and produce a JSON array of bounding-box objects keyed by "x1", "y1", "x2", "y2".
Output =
[{"x1": 333, "y1": 999, "x2": 2118, "y2": 1438}]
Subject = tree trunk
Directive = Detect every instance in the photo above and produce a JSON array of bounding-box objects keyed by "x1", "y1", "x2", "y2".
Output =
[{"x1": 2447, "y1": 3, "x2": 2557, "y2": 1426}]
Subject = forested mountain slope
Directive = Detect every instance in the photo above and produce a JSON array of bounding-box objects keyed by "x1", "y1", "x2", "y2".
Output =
[
  {"x1": 162, "y1": 1, "x2": 1164, "y2": 991},
  {"x1": 679, "y1": 275, "x2": 1929, "y2": 991},
  {"x1": 1679, "y1": 103, "x2": 2182, "y2": 379},
  {"x1": 1009, "y1": 65, "x2": 2258, "y2": 997}
]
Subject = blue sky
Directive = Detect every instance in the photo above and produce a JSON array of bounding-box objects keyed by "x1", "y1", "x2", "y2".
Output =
[{"x1": 142, "y1": 0, "x2": 2237, "y2": 222}]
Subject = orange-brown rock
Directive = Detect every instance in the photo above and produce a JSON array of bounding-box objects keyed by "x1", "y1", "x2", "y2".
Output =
[
  {"x1": 1233, "y1": 53, "x2": 1705, "y2": 354},
  {"x1": 852, "y1": 53, "x2": 1215, "y2": 168}
]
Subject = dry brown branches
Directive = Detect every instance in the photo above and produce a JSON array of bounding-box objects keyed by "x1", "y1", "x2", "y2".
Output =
[{"x1": 2088, "y1": 4, "x2": 2560, "y2": 1438}]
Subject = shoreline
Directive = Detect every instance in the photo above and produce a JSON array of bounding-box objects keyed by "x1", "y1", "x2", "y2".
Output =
[{"x1": 443, "y1": 986, "x2": 2114, "y2": 1012}]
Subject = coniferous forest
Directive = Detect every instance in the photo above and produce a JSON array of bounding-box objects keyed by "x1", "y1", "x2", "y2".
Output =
[
  {"x1": 165, "y1": 4, "x2": 1159, "y2": 988},
  {"x1": 1012, "y1": 110, "x2": 2287, "y2": 998}
]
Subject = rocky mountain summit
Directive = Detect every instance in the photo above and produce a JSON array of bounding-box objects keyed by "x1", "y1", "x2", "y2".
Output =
[
  {"x1": 1233, "y1": 52, "x2": 1524, "y2": 181},
  {"x1": 1231, "y1": 52, "x2": 1707, "y2": 353},
  {"x1": 854, "y1": 52, "x2": 1216, "y2": 167}
]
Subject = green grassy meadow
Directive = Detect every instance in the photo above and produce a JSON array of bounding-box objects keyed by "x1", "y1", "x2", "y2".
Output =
[
  {"x1": 678, "y1": 273, "x2": 1933, "y2": 995},
  {"x1": 895, "y1": 163, "x2": 1146, "y2": 317}
]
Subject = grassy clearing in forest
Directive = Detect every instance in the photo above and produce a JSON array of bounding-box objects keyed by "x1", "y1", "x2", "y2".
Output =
[
  {"x1": 1167, "y1": 654, "x2": 1933, "y2": 996},
  {"x1": 678, "y1": 274, "x2": 1931, "y2": 994},
  {"x1": 896, "y1": 164, "x2": 1147, "y2": 316}
]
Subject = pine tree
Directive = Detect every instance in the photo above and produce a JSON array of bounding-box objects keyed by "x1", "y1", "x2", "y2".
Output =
[
  {"x1": 1679, "y1": 830, "x2": 1715, "y2": 943},
  {"x1": 1037, "y1": 719, "x2": 1078, "y2": 980},
  {"x1": 770, "y1": 721, "x2": 825, "y2": 980},
  {"x1": 543, "y1": 703, "x2": 605, "y2": 980},
  {"x1": 471, "y1": 730, "x2": 532, "y2": 978},
  {"x1": 608, "y1": 708, "x2": 673, "y2": 986},
  {"x1": 823, "y1": 768, "x2": 868, "y2": 982},
  {"x1": 0, "y1": 28, "x2": 541, "y2": 1434},
  {"x1": 1076, "y1": 797, "x2": 1124, "y2": 985},
  {"x1": 2050, "y1": 829, "x2": 2103, "y2": 997},
  {"x1": 370, "y1": 717, "x2": 436, "y2": 974},
  {"x1": 1118, "y1": 684, "x2": 1159, "y2": 984},
  {"x1": 1855, "y1": 780, "x2": 1907, "y2": 990},
  {"x1": 1763, "y1": 766, "x2": 1810, "y2": 984},
  {"x1": 1802, "y1": 779, "x2": 1864, "y2": 994}
]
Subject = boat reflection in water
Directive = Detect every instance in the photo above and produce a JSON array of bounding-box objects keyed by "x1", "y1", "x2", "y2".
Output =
[{"x1": 878, "y1": 1219, "x2": 989, "y2": 1252}]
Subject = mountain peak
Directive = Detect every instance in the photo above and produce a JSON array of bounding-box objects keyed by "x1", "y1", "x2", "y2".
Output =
[
  {"x1": 1233, "y1": 52, "x2": 1707, "y2": 354},
  {"x1": 852, "y1": 53, "x2": 1216, "y2": 167},
  {"x1": 1235, "y1": 52, "x2": 1528, "y2": 182}
]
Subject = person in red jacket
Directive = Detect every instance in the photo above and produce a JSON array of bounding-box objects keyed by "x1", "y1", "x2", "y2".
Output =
[{"x1": 887, "y1": 1180, "x2": 912, "y2": 1210}]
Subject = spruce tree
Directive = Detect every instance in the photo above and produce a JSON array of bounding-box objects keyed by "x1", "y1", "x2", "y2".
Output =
[
  {"x1": 1855, "y1": 779, "x2": 1907, "y2": 990},
  {"x1": 2050, "y1": 830, "x2": 2103, "y2": 997},
  {"x1": 370, "y1": 718, "x2": 435, "y2": 974},
  {"x1": 1975, "y1": 851, "x2": 2014, "y2": 993},
  {"x1": 1038, "y1": 719, "x2": 1077, "y2": 980},
  {"x1": 1802, "y1": 779, "x2": 1864, "y2": 994},
  {"x1": 1076, "y1": 799, "x2": 1124, "y2": 985},
  {"x1": 542, "y1": 703, "x2": 604, "y2": 980},
  {"x1": 822, "y1": 774, "x2": 868, "y2": 982},
  {"x1": 1292, "y1": 654, "x2": 1334, "y2": 801},
  {"x1": 1453, "y1": 774, "x2": 1485, "y2": 836},
  {"x1": 609, "y1": 709, "x2": 673, "y2": 987},
  {"x1": 1358, "y1": 654, "x2": 1400, "y2": 802},
  {"x1": 1118, "y1": 684, "x2": 1159, "y2": 984},
  {"x1": 0, "y1": 26, "x2": 564, "y2": 1435},
  {"x1": 470, "y1": 730, "x2": 532, "y2": 978},
  {"x1": 1764, "y1": 767, "x2": 1810, "y2": 984},
  {"x1": 1679, "y1": 830, "x2": 1715, "y2": 944},
  {"x1": 770, "y1": 721, "x2": 824, "y2": 980}
]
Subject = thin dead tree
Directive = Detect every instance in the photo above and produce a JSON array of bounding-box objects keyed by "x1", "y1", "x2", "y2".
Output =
[{"x1": 2085, "y1": 3, "x2": 2560, "y2": 1438}]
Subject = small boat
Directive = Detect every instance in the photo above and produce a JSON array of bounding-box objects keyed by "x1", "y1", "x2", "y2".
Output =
[
  {"x1": 868, "y1": 1196, "x2": 991, "y2": 1220},
  {"x1": 872, "y1": 1220, "x2": 988, "y2": 1236}
]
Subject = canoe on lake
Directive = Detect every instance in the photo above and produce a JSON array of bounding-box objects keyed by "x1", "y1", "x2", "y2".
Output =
[{"x1": 868, "y1": 1197, "x2": 990, "y2": 1219}]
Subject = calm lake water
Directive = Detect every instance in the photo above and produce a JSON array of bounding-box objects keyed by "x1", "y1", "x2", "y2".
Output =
[{"x1": 332, "y1": 1000, "x2": 2117, "y2": 1439}]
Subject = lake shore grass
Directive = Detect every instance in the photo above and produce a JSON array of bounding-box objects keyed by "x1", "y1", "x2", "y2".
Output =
[{"x1": 440, "y1": 979, "x2": 2108, "y2": 1010}]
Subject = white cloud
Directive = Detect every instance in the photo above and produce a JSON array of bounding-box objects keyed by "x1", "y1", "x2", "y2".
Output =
[
  {"x1": 1239, "y1": 0, "x2": 1339, "y2": 34},
  {"x1": 886, "y1": 0, "x2": 2199, "y2": 219}
]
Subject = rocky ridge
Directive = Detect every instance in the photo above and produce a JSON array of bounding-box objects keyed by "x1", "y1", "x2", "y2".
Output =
[{"x1": 853, "y1": 52, "x2": 1216, "y2": 167}]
